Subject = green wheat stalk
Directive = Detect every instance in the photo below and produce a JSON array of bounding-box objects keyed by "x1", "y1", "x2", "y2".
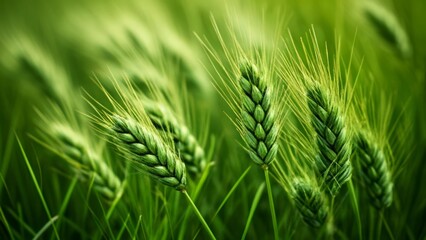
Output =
[
  {"x1": 89, "y1": 76, "x2": 215, "y2": 239},
  {"x1": 110, "y1": 114, "x2": 215, "y2": 239},
  {"x1": 239, "y1": 60, "x2": 280, "y2": 240}
]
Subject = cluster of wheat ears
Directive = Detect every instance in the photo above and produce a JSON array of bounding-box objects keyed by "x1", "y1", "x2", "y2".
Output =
[{"x1": 1, "y1": 0, "x2": 417, "y2": 239}]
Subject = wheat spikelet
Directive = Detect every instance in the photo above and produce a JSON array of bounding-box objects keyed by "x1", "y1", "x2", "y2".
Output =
[
  {"x1": 143, "y1": 101, "x2": 206, "y2": 175},
  {"x1": 363, "y1": 1, "x2": 411, "y2": 58},
  {"x1": 292, "y1": 180, "x2": 328, "y2": 228},
  {"x1": 0, "y1": 33, "x2": 74, "y2": 106},
  {"x1": 239, "y1": 61, "x2": 278, "y2": 167},
  {"x1": 111, "y1": 114, "x2": 187, "y2": 191},
  {"x1": 306, "y1": 84, "x2": 352, "y2": 196},
  {"x1": 51, "y1": 123, "x2": 122, "y2": 200},
  {"x1": 355, "y1": 131, "x2": 393, "y2": 209}
]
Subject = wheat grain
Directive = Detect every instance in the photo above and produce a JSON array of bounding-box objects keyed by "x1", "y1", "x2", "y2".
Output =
[
  {"x1": 355, "y1": 130, "x2": 393, "y2": 209},
  {"x1": 111, "y1": 114, "x2": 187, "y2": 191},
  {"x1": 239, "y1": 61, "x2": 278, "y2": 167},
  {"x1": 306, "y1": 84, "x2": 352, "y2": 196}
]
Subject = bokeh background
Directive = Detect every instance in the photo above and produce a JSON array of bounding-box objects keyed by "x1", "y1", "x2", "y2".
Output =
[{"x1": 1, "y1": 0, "x2": 425, "y2": 239}]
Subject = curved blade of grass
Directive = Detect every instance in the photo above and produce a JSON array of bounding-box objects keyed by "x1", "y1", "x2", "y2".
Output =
[
  {"x1": 0, "y1": 206, "x2": 15, "y2": 240},
  {"x1": 16, "y1": 136, "x2": 59, "y2": 239},
  {"x1": 193, "y1": 136, "x2": 217, "y2": 201},
  {"x1": 381, "y1": 211, "x2": 395, "y2": 240},
  {"x1": 214, "y1": 165, "x2": 252, "y2": 219},
  {"x1": 115, "y1": 214, "x2": 130, "y2": 240},
  {"x1": 33, "y1": 215, "x2": 59, "y2": 240},
  {"x1": 132, "y1": 215, "x2": 144, "y2": 240},
  {"x1": 191, "y1": 165, "x2": 252, "y2": 240},
  {"x1": 178, "y1": 137, "x2": 217, "y2": 240},
  {"x1": 106, "y1": 180, "x2": 127, "y2": 220},
  {"x1": 241, "y1": 182, "x2": 265, "y2": 240},
  {"x1": 53, "y1": 174, "x2": 79, "y2": 236},
  {"x1": 182, "y1": 190, "x2": 216, "y2": 240},
  {"x1": 6, "y1": 207, "x2": 35, "y2": 236},
  {"x1": 157, "y1": 189, "x2": 175, "y2": 240},
  {"x1": 97, "y1": 195, "x2": 114, "y2": 239},
  {"x1": 1, "y1": 101, "x2": 22, "y2": 196}
]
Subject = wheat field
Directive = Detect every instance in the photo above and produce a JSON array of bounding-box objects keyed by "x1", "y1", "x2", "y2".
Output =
[{"x1": 1, "y1": 0, "x2": 425, "y2": 239}]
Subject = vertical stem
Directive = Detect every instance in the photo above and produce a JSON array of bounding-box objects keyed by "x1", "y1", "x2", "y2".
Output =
[
  {"x1": 327, "y1": 197, "x2": 335, "y2": 240},
  {"x1": 182, "y1": 190, "x2": 216, "y2": 240},
  {"x1": 348, "y1": 180, "x2": 362, "y2": 240},
  {"x1": 380, "y1": 210, "x2": 395, "y2": 240},
  {"x1": 369, "y1": 206, "x2": 375, "y2": 240},
  {"x1": 264, "y1": 167, "x2": 279, "y2": 240},
  {"x1": 377, "y1": 210, "x2": 383, "y2": 240}
]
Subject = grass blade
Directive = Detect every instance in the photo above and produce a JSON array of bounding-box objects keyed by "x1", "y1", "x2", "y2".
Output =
[
  {"x1": 241, "y1": 182, "x2": 265, "y2": 240},
  {"x1": 16, "y1": 136, "x2": 60, "y2": 239}
]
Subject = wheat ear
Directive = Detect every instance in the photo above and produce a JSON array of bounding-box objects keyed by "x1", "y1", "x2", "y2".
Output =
[
  {"x1": 111, "y1": 114, "x2": 187, "y2": 191},
  {"x1": 239, "y1": 61, "x2": 280, "y2": 240},
  {"x1": 292, "y1": 180, "x2": 328, "y2": 228},
  {"x1": 355, "y1": 131, "x2": 393, "y2": 209},
  {"x1": 306, "y1": 85, "x2": 352, "y2": 195},
  {"x1": 363, "y1": 1, "x2": 411, "y2": 58},
  {"x1": 239, "y1": 61, "x2": 278, "y2": 167},
  {"x1": 143, "y1": 102, "x2": 206, "y2": 175},
  {"x1": 52, "y1": 124, "x2": 122, "y2": 200}
]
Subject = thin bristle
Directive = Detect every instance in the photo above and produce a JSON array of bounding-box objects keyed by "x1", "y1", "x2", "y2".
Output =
[{"x1": 111, "y1": 114, "x2": 187, "y2": 191}]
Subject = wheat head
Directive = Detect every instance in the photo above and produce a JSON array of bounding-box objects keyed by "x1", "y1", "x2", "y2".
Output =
[
  {"x1": 143, "y1": 101, "x2": 206, "y2": 175},
  {"x1": 362, "y1": 1, "x2": 411, "y2": 58},
  {"x1": 111, "y1": 114, "x2": 187, "y2": 191},
  {"x1": 51, "y1": 123, "x2": 122, "y2": 200},
  {"x1": 306, "y1": 84, "x2": 352, "y2": 196},
  {"x1": 355, "y1": 131, "x2": 393, "y2": 209},
  {"x1": 292, "y1": 180, "x2": 328, "y2": 228},
  {"x1": 239, "y1": 61, "x2": 278, "y2": 167}
]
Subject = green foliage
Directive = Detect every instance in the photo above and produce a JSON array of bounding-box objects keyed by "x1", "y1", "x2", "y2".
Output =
[{"x1": 1, "y1": 0, "x2": 425, "y2": 239}]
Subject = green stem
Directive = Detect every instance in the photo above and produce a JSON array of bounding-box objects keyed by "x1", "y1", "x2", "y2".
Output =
[
  {"x1": 241, "y1": 182, "x2": 265, "y2": 240},
  {"x1": 380, "y1": 211, "x2": 395, "y2": 240},
  {"x1": 264, "y1": 167, "x2": 279, "y2": 240},
  {"x1": 182, "y1": 190, "x2": 216, "y2": 240},
  {"x1": 214, "y1": 166, "x2": 252, "y2": 219},
  {"x1": 377, "y1": 210, "x2": 383, "y2": 240},
  {"x1": 348, "y1": 180, "x2": 362, "y2": 240},
  {"x1": 327, "y1": 197, "x2": 335, "y2": 240}
]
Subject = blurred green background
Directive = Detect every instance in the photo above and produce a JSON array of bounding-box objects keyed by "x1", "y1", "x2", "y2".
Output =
[{"x1": 1, "y1": 0, "x2": 425, "y2": 239}]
